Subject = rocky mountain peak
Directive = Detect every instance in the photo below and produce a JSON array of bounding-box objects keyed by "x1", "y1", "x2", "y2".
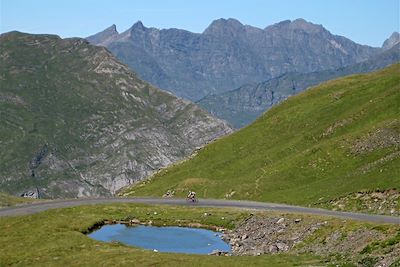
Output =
[
  {"x1": 86, "y1": 18, "x2": 379, "y2": 101},
  {"x1": 266, "y1": 18, "x2": 325, "y2": 34},
  {"x1": 291, "y1": 18, "x2": 324, "y2": 32},
  {"x1": 265, "y1": 19, "x2": 291, "y2": 29},
  {"x1": 130, "y1": 20, "x2": 146, "y2": 32},
  {"x1": 105, "y1": 24, "x2": 118, "y2": 34},
  {"x1": 382, "y1": 32, "x2": 400, "y2": 50},
  {"x1": 203, "y1": 18, "x2": 244, "y2": 35},
  {"x1": 86, "y1": 24, "x2": 118, "y2": 45}
]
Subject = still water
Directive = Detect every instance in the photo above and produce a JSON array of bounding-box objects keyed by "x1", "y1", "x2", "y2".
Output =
[{"x1": 88, "y1": 224, "x2": 231, "y2": 254}]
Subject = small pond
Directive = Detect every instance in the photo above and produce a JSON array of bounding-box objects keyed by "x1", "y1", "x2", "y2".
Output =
[{"x1": 88, "y1": 224, "x2": 231, "y2": 255}]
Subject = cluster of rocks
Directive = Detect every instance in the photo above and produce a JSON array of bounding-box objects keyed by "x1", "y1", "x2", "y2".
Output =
[
  {"x1": 324, "y1": 189, "x2": 399, "y2": 216},
  {"x1": 301, "y1": 228, "x2": 385, "y2": 256},
  {"x1": 208, "y1": 250, "x2": 230, "y2": 256},
  {"x1": 351, "y1": 126, "x2": 400, "y2": 155},
  {"x1": 20, "y1": 189, "x2": 40, "y2": 199},
  {"x1": 162, "y1": 190, "x2": 175, "y2": 198},
  {"x1": 222, "y1": 215, "x2": 326, "y2": 256},
  {"x1": 221, "y1": 213, "x2": 399, "y2": 265},
  {"x1": 323, "y1": 118, "x2": 352, "y2": 137},
  {"x1": 84, "y1": 213, "x2": 400, "y2": 266},
  {"x1": 298, "y1": 227, "x2": 400, "y2": 267}
]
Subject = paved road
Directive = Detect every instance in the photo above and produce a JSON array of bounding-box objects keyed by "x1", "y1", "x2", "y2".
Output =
[{"x1": 0, "y1": 197, "x2": 398, "y2": 224}]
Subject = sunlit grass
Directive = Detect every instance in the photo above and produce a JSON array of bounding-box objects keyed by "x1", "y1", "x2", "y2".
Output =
[{"x1": 123, "y1": 64, "x2": 400, "y2": 208}]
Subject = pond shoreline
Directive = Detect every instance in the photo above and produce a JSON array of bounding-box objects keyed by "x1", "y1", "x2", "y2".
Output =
[
  {"x1": 82, "y1": 213, "x2": 400, "y2": 265},
  {"x1": 87, "y1": 222, "x2": 232, "y2": 255},
  {"x1": 84, "y1": 218, "x2": 228, "y2": 236}
]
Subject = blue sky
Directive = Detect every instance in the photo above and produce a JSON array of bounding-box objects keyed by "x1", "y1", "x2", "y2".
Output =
[{"x1": 1, "y1": 0, "x2": 399, "y2": 47}]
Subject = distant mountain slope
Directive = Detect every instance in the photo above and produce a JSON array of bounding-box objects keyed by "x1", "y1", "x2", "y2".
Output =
[
  {"x1": 86, "y1": 24, "x2": 118, "y2": 46},
  {"x1": 382, "y1": 32, "x2": 400, "y2": 50},
  {"x1": 87, "y1": 18, "x2": 379, "y2": 101},
  {"x1": 0, "y1": 32, "x2": 232, "y2": 198},
  {"x1": 122, "y1": 64, "x2": 400, "y2": 206},
  {"x1": 199, "y1": 43, "x2": 400, "y2": 128}
]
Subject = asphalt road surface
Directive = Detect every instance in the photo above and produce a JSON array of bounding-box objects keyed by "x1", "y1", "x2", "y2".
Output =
[{"x1": 0, "y1": 197, "x2": 398, "y2": 224}]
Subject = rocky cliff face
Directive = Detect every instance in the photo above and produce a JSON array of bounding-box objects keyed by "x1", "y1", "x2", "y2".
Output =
[
  {"x1": 87, "y1": 18, "x2": 380, "y2": 101},
  {"x1": 86, "y1": 24, "x2": 119, "y2": 46},
  {"x1": 198, "y1": 43, "x2": 400, "y2": 128},
  {"x1": 382, "y1": 32, "x2": 400, "y2": 50},
  {"x1": 0, "y1": 32, "x2": 232, "y2": 198}
]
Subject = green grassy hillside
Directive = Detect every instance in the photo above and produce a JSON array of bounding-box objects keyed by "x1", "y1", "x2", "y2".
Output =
[
  {"x1": 0, "y1": 193, "x2": 39, "y2": 207},
  {"x1": 198, "y1": 43, "x2": 400, "y2": 128},
  {"x1": 123, "y1": 64, "x2": 400, "y2": 206}
]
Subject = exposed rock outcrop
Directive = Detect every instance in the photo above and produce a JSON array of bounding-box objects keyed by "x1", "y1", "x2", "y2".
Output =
[
  {"x1": 87, "y1": 18, "x2": 380, "y2": 101},
  {"x1": 382, "y1": 32, "x2": 400, "y2": 50},
  {"x1": 0, "y1": 32, "x2": 232, "y2": 198},
  {"x1": 224, "y1": 214, "x2": 400, "y2": 266},
  {"x1": 223, "y1": 215, "x2": 326, "y2": 256}
]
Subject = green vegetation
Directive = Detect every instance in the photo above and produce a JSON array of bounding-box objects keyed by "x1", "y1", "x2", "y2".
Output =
[
  {"x1": 123, "y1": 64, "x2": 400, "y2": 207},
  {"x1": 198, "y1": 43, "x2": 400, "y2": 128},
  {"x1": 317, "y1": 189, "x2": 400, "y2": 216},
  {"x1": 361, "y1": 230, "x2": 400, "y2": 254},
  {"x1": 1, "y1": 203, "x2": 398, "y2": 266},
  {"x1": 0, "y1": 192, "x2": 39, "y2": 207},
  {"x1": 1, "y1": 204, "x2": 324, "y2": 266},
  {"x1": 3, "y1": 203, "x2": 399, "y2": 266}
]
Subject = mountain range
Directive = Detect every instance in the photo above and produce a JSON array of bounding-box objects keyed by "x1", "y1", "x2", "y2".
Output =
[
  {"x1": 0, "y1": 32, "x2": 232, "y2": 198},
  {"x1": 87, "y1": 18, "x2": 381, "y2": 101},
  {"x1": 198, "y1": 43, "x2": 400, "y2": 128},
  {"x1": 2, "y1": 19, "x2": 399, "y2": 199}
]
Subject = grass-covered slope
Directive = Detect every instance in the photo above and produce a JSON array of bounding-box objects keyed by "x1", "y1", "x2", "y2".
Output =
[
  {"x1": 123, "y1": 64, "x2": 400, "y2": 206},
  {"x1": 198, "y1": 43, "x2": 400, "y2": 128},
  {"x1": 0, "y1": 192, "x2": 39, "y2": 207},
  {"x1": 0, "y1": 204, "x2": 322, "y2": 266},
  {"x1": 2, "y1": 203, "x2": 399, "y2": 266}
]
